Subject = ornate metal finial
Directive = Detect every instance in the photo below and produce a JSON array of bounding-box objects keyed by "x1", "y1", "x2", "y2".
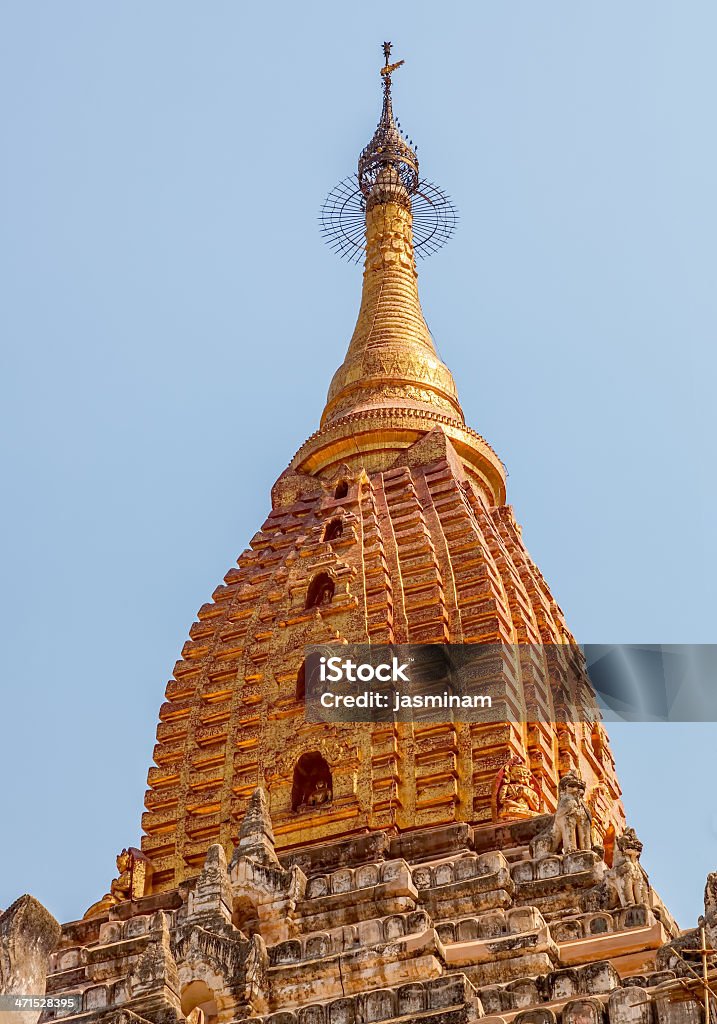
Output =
[
  {"x1": 357, "y1": 43, "x2": 419, "y2": 201},
  {"x1": 319, "y1": 45, "x2": 459, "y2": 264},
  {"x1": 381, "y1": 41, "x2": 405, "y2": 82}
]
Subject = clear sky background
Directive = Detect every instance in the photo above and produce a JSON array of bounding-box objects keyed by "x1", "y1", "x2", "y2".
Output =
[{"x1": 1, "y1": 2, "x2": 716, "y2": 927}]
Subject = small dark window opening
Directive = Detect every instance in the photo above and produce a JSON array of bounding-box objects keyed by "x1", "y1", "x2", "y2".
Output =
[
  {"x1": 323, "y1": 519, "x2": 343, "y2": 542},
  {"x1": 292, "y1": 751, "x2": 333, "y2": 811},
  {"x1": 306, "y1": 572, "x2": 335, "y2": 609},
  {"x1": 296, "y1": 662, "x2": 306, "y2": 701},
  {"x1": 334, "y1": 480, "x2": 348, "y2": 499}
]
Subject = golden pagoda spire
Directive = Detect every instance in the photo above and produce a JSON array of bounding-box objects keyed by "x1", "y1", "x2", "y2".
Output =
[
  {"x1": 296, "y1": 46, "x2": 505, "y2": 505},
  {"x1": 321, "y1": 44, "x2": 463, "y2": 430}
]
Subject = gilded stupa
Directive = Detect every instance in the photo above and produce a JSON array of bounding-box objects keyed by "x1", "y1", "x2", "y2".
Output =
[
  {"x1": 137, "y1": 46, "x2": 624, "y2": 892},
  {"x1": 2, "y1": 45, "x2": 713, "y2": 1024}
]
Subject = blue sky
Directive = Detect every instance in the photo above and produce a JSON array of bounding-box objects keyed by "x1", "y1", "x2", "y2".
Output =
[{"x1": 1, "y1": 1, "x2": 715, "y2": 926}]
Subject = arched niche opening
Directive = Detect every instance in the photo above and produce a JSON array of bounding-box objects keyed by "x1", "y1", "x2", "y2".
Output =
[
  {"x1": 334, "y1": 480, "x2": 349, "y2": 499},
  {"x1": 181, "y1": 981, "x2": 217, "y2": 1024},
  {"x1": 306, "y1": 572, "x2": 335, "y2": 609},
  {"x1": 323, "y1": 518, "x2": 343, "y2": 542},
  {"x1": 296, "y1": 661, "x2": 306, "y2": 701},
  {"x1": 291, "y1": 751, "x2": 333, "y2": 812},
  {"x1": 231, "y1": 894, "x2": 260, "y2": 936}
]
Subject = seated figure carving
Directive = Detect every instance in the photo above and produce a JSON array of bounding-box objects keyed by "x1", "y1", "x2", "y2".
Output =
[
  {"x1": 292, "y1": 751, "x2": 333, "y2": 812},
  {"x1": 83, "y1": 849, "x2": 134, "y2": 919},
  {"x1": 110, "y1": 849, "x2": 133, "y2": 902},
  {"x1": 306, "y1": 778, "x2": 332, "y2": 807},
  {"x1": 305, "y1": 573, "x2": 335, "y2": 610},
  {"x1": 494, "y1": 756, "x2": 542, "y2": 820}
]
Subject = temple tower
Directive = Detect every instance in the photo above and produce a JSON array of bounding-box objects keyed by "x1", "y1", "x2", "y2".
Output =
[
  {"x1": 15, "y1": 46, "x2": 711, "y2": 1024},
  {"x1": 139, "y1": 47, "x2": 624, "y2": 894}
]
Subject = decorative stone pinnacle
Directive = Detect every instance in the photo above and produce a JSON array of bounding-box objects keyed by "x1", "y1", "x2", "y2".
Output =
[
  {"x1": 234, "y1": 787, "x2": 279, "y2": 866},
  {"x1": 186, "y1": 844, "x2": 232, "y2": 925}
]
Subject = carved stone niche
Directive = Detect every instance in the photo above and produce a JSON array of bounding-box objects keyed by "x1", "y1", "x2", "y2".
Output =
[
  {"x1": 549, "y1": 969, "x2": 582, "y2": 1002},
  {"x1": 515, "y1": 1009, "x2": 557, "y2": 1024},
  {"x1": 480, "y1": 988, "x2": 510, "y2": 1015},
  {"x1": 174, "y1": 928, "x2": 269, "y2": 1023},
  {"x1": 328, "y1": 996, "x2": 355, "y2": 1024},
  {"x1": 493, "y1": 755, "x2": 543, "y2": 822},
  {"x1": 397, "y1": 983, "x2": 425, "y2": 1017},
  {"x1": 305, "y1": 573, "x2": 336, "y2": 611},
  {"x1": 619, "y1": 905, "x2": 649, "y2": 930},
  {"x1": 360, "y1": 989, "x2": 394, "y2": 1023},
  {"x1": 654, "y1": 995, "x2": 702, "y2": 1024},
  {"x1": 563, "y1": 998, "x2": 604, "y2": 1024},
  {"x1": 428, "y1": 975, "x2": 477, "y2": 1011},
  {"x1": 607, "y1": 987, "x2": 652, "y2": 1024},
  {"x1": 581, "y1": 961, "x2": 621, "y2": 996},
  {"x1": 552, "y1": 920, "x2": 584, "y2": 943},
  {"x1": 291, "y1": 751, "x2": 333, "y2": 811},
  {"x1": 298, "y1": 1007, "x2": 326, "y2": 1024},
  {"x1": 587, "y1": 913, "x2": 612, "y2": 936},
  {"x1": 507, "y1": 980, "x2": 542, "y2": 1010}
]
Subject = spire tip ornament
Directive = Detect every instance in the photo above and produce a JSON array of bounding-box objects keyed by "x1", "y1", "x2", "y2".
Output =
[
  {"x1": 380, "y1": 41, "x2": 405, "y2": 80},
  {"x1": 320, "y1": 44, "x2": 458, "y2": 264},
  {"x1": 358, "y1": 42, "x2": 418, "y2": 202}
]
